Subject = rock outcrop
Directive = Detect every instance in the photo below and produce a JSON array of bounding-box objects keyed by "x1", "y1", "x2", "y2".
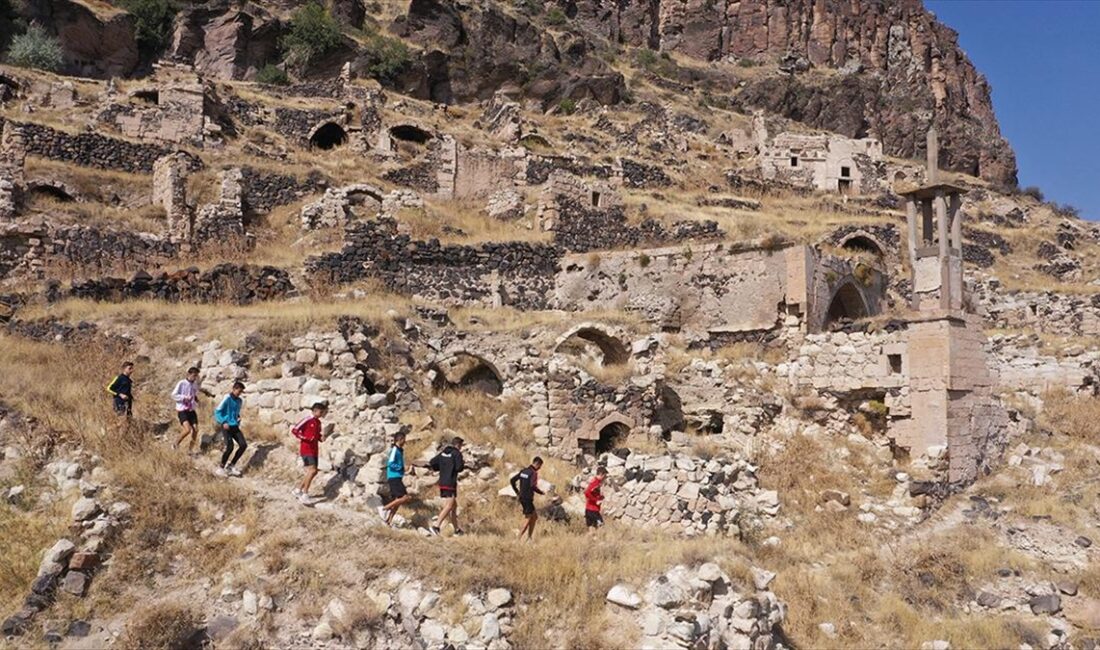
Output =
[
  {"x1": 19, "y1": 0, "x2": 139, "y2": 77},
  {"x1": 570, "y1": 0, "x2": 1017, "y2": 186}
]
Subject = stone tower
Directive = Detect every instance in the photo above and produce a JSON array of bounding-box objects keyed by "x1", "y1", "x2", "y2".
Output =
[{"x1": 892, "y1": 128, "x2": 1007, "y2": 485}]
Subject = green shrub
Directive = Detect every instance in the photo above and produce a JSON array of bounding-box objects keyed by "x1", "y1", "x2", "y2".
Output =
[
  {"x1": 737, "y1": 58, "x2": 758, "y2": 68},
  {"x1": 636, "y1": 48, "x2": 658, "y2": 67},
  {"x1": 6, "y1": 25, "x2": 64, "y2": 72},
  {"x1": 119, "y1": 0, "x2": 177, "y2": 55},
  {"x1": 637, "y1": 253, "x2": 651, "y2": 268},
  {"x1": 557, "y1": 98, "x2": 576, "y2": 115},
  {"x1": 255, "y1": 63, "x2": 290, "y2": 85},
  {"x1": 362, "y1": 29, "x2": 410, "y2": 83},
  {"x1": 545, "y1": 7, "x2": 566, "y2": 25},
  {"x1": 282, "y1": 2, "x2": 343, "y2": 68}
]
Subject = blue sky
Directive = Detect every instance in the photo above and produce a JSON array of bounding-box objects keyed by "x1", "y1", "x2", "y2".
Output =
[{"x1": 926, "y1": 0, "x2": 1100, "y2": 220}]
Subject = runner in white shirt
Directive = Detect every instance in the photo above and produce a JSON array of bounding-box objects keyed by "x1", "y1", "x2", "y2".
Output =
[{"x1": 171, "y1": 367, "x2": 201, "y2": 454}]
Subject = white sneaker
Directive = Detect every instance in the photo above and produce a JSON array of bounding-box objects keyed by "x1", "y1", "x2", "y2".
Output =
[
  {"x1": 377, "y1": 505, "x2": 388, "y2": 520},
  {"x1": 214, "y1": 467, "x2": 227, "y2": 477},
  {"x1": 292, "y1": 488, "x2": 304, "y2": 498},
  {"x1": 298, "y1": 494, "x2": 314, "y2": 506},
  {"x1": 228, "y1": 466, "x2": 242, "y2": 477}
]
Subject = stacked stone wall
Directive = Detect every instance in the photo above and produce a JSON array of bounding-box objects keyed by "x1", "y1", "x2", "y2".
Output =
[
  {"x1": 240, "y1": 167, "x2": 327, "y2": 215},
  {"x1": 306, "y1": 218, "x2": 560, "y2": 309},
  {"x1": 552, "y1": 199, "x2": 722, "y2": 253},
  {"x1": 68, "y1": 264, "x2": 293, "y2": 305},
  {"x1": 598, "y1": 451, "x2": 778, "y2": 537},
  {"x1": 11, "y1": 120, "x2": 201, "y2": 174}
]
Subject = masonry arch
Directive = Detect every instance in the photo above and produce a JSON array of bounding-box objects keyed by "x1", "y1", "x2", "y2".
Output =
[
  {"x1": 309, "y1": 122, "x2": 348, "y2": 150},
  {"x1": 432, "y1": 351, "x2": 504, "y2": 396},
  {"x1": 579, "y1": 413, "x2": 634, "y2": 455},
  {"x1": 838, "y1": 232, "x2": 886, "y2": 259},
  {"x1": 389, "y1": 124, "x2": 433, "y2": 145},
  {"x1": 26, "y1": 181, "x2": 78, "y2": 203},
  {"x1": 824, "y1": 281, "x2": 870, "y2": 328},
  {"x1": 554, "y1": 324, "x2": 630, "y2": 366}
]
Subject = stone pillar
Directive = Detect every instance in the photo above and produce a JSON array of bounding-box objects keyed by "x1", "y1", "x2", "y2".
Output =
[
  {"x1": 434, "y1": 135, "x2": 457, "y2": 199},
  {"x1": 153, "y1": 153, "x2": 193, "y2": 241}
]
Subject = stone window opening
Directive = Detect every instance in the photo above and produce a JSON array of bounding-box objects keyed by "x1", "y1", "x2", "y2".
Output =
[
  {"x1": 555, "y1": 326, "x2": 630, "y2": 366},
  {"x1": 888, "y1": 354, "x2": 902, "y2": 374},
  {"x1": 840, "y1": 166, "x2": 851, "y2": 178},
  {"x1": 591, "y1": 191, "x2": 601, "y2": 208},
  {"x1": 310, "y1": 123, "x2": 348, "y2": 150},
  {"x1": 595, "y1": 421, "x2": 630, "y2": 455},
  {"x1": 389, "y1": 124, "x2": 433, "y2": 145},
  {"x1": 132, "y1": 89, "x2": 159, "y2": 105},
  {"x1": 790, "y1": 156, "x2": 799, "y2": 168},
  {"x1": 840, "y1": 235, "x2": 884, "y2": 259}
]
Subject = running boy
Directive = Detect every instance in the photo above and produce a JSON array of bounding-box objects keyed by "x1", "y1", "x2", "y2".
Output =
[
  {"x1": 106, "y1": 362, "x2": 135, "y2": 417},
  {"x1": 379, "y1": 432, "x2": 411, "y2": 526},
  {"x1": 510, "y1": 457, "x2": 545, "y2": 541},
  {"x1": 292, "y1": 402, "x2": 328, "y2": 505},
  {"x1": 428, "y1": 437, "x2": 465, "y2": 536},
  {"x1": 171, "y1": 367, "x2": 201, "y2": 453},
  {"x1": 214, "y1": 382, "x2": 247, "y2": 477},
  {"x1": 584, "y1": 466, "x2": 608, "y2": 533}
]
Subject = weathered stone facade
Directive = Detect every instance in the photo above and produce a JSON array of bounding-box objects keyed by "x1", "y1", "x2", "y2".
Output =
[{"x1": 754, "y1": 114, "x2": 885, "y2": 196}]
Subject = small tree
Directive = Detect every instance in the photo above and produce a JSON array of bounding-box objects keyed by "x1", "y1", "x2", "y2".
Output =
[
  {"x1": 362, "y1": 29, "x2": 409, "y2": 83},
  {"x1": 119, "y1": 0, "x2": 178, "y2": 56},
  {"x1": 282, "y1": 2, "x2": 342, "y2": 69},
  {"x1": 255, "y1": 63, "x2": 290, "y2": 85},
  {"x1": 6, "y1": 25, "x2": 64, "y2": 72}
]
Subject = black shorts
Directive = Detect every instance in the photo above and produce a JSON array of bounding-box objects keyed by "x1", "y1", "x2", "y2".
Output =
[
  {"x1": 388, "y1": 478, "x2": 407, "y2": 499},
  {"x1": 440, "y1": 485, "x2": 456, "y2": 499},
  {"x1": 585, "y1": 511, "x2": 603, "y2": 528},
  {"x1": 520, "y1": 497, "x2": 535, "y2": 516},
  {"x1": 302, "y1": 455, "x2": 318, "y2": 467},
  {"x1": 177, "y1": 410, "x2": 198, "y2": 426}
]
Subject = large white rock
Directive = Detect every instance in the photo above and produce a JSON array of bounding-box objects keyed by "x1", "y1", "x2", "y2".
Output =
[
  {"x1": 606, "y1": 584, "x2": 642, "y2": 609},
  {"x1": 71, "y1": 497, "x2": 100, "y2": 522},
  {"x1": 486, "y1": 588, "x2": 513, "y2": 609},
  {"x1": 479, "y1": 613, "x2": 501, "y2": 641}
]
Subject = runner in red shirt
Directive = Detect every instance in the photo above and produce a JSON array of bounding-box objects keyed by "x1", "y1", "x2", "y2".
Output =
[
  {"x1": 584, "y1": 466, "x2": 608, "y2": 533},
  {"x1": 292, "y1": 402, "x2": 328, "y2": 505}
]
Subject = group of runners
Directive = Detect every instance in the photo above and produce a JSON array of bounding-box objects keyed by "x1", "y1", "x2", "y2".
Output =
[{"x1": 105, "y1": 362, "x2": 610, "y2": 538}]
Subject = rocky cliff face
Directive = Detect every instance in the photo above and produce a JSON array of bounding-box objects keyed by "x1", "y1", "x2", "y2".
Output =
[{"x1": 568, "y1": 0, "x2": 1018, "y2": 186}]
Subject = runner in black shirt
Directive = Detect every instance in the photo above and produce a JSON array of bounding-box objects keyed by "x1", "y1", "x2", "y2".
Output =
[
  {"x1": 428, "y1": 437, "x2": 465, "y2": 536},
  {"x1": 510, "y1": 456, "x2": 544, "y2": 541}
]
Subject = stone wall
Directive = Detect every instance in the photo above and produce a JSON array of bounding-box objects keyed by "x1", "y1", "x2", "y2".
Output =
[
  {"x1": 0, "y1": 221, "x2": 178, "y2": 279},
  {"x1": 306, "y1": 218, "x2": 560, "y2": 309},
  {"x1": 989, "y1": 333, "x2": 1100, "y2": 397},
  {"x1": 553, "y1": 242, "x2": 864, "y2": 337},
  {"x1": 975, "y1": 281, "x2": 1100, "y2": 338},
  {"x1": 68, "y1": 264, "x2": 294, "y2": 305},
  {"x1": 300, "y1": 184, "x2": 422, "y2": 230},
  {"x1": 11, "y1": 120, "x2": 201, "y2": 174},
  {"x1": 240, "y1": 167, "x2": 327, "y2": 215},
  {"x1": 598, "y1": 450, "x2": 778, "y2": 536},
  {"x1": 551, "y1": 199, "x2": 722, "y2": 253}
]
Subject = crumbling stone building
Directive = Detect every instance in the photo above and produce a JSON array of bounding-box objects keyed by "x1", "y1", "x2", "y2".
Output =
[{"x1": 754, "y1": 114, "x2": 886, "y2": 196}]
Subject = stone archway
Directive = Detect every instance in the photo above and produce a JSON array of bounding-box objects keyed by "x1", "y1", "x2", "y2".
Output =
[
  {"x1": 838, "y1": 232, "x2": 886, "y2": 259},
  {"x1": 432, "y1": 351, "x2": 505, "y2": 396},
  {"x1": 554, "y1": 324, "x2": 630, "y2": 366},
  {"x1": 824, "y1": 281, "x2": 870, "y2": 328},
  {"x1": 309, "y1": 122, "x2": 348, "y2": 150},
  {"x1": 578, "y1": 413, "x2": 635, "y2": 455}
]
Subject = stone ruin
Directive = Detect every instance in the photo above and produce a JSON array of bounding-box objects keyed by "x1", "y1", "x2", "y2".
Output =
[
  {"x1": 153, "y1": 153, "x2": 246, "y2": 246},
  {"x1": 96, "y1": 63, "x2": 222, "y2": 147},
  {"x1": 753, "y1": 114, "x2": 886, "y2": 196}
]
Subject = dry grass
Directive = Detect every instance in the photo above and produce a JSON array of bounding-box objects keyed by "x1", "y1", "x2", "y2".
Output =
[
  {"x1": 398, "y1": 200, "x2": 550, "y2": 245},
  {"x1": 116, "y1": 599, "x2": 202, "y2": 650},
  {"x1": 0, "y1": 499, "x2": 68, "y2": 613}
]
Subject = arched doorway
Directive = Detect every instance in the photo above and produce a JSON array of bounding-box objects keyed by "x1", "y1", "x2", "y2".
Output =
[
  {"x1": 825, "y1": 282, "x2": 869, "y2": 328},
  {"x1": 310, "y1": 122, "x2": 348, "y2": 150},
  {"x1": 389, "y1": 124, "x2": 433, "y2": 144},
  {"x1": 596, "y1": 421, "x2": 629, "y2": 454}
]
